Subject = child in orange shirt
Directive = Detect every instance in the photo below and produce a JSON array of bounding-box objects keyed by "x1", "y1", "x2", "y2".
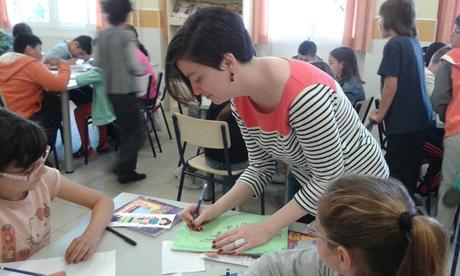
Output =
[{"x1": 0, "y1": 108, "x2": 114, "y2": 263}]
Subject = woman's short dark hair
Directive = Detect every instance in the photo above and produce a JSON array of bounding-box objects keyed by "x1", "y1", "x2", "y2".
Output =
[
  {"x1": 0, "y1": 108, "x2": 47, "y2": 172},
  {"x1": 102, "y1": 0, "x2": 132, "y2": 25},
  {"x1": 379, "y1": 0, "x2": 416, "y2": 37},
  {"x1": 165, "y1": 6, "x2": 255, "y2": 104},
  {"x1": 12, "y1": 23, "x2": 33, "y2": 38},
  {"x1": 13, "y1": 34, "x2": 42, "y2": 54},
  {"x1": 329, "y1": 47, "x2": 364, "y2": 83}
]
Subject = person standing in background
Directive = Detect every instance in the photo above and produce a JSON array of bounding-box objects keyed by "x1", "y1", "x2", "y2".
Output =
[
  {"x1": 369, "y1": 0, "x2": 432, "y2": 197},
  {"x1": 94, "y1": 0, "x2": 146, "y2": 184}
]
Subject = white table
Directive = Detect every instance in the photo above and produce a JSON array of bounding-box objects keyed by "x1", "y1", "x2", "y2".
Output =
[{"x1": 33, "y1": 192, "x2": 306, "y2": 275}]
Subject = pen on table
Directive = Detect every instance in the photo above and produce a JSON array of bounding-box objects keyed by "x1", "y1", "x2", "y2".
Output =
[
  {"x1": 105, "y1": 226, "x2": 137, "y2": 246},
  {"x1": 193, "y1": 183, "x2": 208, "y2": 219},
  {"x1": 0, "y1": 266, "x2": 47, "y2": 276}
]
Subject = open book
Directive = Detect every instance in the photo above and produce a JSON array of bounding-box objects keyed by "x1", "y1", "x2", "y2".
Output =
[{"x1": 112, "y1": 196, "x2": 183, "y2": 237}]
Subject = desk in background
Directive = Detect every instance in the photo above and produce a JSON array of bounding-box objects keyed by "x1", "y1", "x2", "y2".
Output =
[{"x1": 33, "y1": 193, "x2": 306, "y2": 275}]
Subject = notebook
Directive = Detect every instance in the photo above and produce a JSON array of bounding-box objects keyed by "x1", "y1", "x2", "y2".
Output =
[{"x1": 171, "y1": 214, "x2": 288, "y2": 255}]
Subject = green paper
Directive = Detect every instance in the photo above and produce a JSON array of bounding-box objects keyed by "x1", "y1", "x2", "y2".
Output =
[{"x1": 171, "y1": 214, "x2": 288, "y2": 255}]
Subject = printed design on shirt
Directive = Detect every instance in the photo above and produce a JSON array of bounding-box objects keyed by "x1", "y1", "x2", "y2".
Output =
[
  {"x1": 27, "y1": 203, "x2": 51, "y2": 246},
  {"x1": 1, "y1": 224, "x2": 30, "y2": 262}
]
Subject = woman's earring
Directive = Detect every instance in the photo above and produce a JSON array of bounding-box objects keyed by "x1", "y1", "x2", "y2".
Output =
[{"x1": 230, "y1": 72, "x2": 234, "y2": 82}]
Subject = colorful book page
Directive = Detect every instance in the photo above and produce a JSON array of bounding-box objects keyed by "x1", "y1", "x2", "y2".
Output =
[
  {"x1": 288, "y1": 230, "x2": 316, "y2": 250},
  {"x1": 171, "y1": 215, "x2": 288, "y2": 255},
  {"x1": 113, "y1": 196, "x2": 183, "y2": 237},
  {"x1": 110, "y1": 213, "x2": 176, "y2": 228}
]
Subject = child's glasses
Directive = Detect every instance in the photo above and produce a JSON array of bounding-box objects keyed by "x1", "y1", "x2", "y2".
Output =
[
  {"x1": 305, "y1": 224, "x2": 341, "y2": 247},
  {"x1": 0, "y1": 146, "x2": 50, "y2": 181}
]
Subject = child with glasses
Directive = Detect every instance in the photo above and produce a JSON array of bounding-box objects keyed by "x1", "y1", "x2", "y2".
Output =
[
  {"x1": 0, "y1": 108, "x2": 114, "y2": 264},
  {"x1": 243, "y1": 176, "x2": 447, "y2": 276}
]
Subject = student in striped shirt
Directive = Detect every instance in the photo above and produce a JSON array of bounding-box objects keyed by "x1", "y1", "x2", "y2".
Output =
[{"x1": 165, "y1": 7, "x2": 389, "y2": 254}]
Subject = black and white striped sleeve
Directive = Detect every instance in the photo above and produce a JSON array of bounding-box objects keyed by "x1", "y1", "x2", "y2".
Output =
[
  {"x1": 231, "y1": 101, "x2": 276, "y2": 197},
  {"x1": 289, "y1": 85, "x2": 345, "y2": 214}
]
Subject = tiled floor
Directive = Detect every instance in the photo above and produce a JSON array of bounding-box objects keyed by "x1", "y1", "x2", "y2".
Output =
[{"x1": 49, "y1": 113, "x2": 460, "y2": 275}]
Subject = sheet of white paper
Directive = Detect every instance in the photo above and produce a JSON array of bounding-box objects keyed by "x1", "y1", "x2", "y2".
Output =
[
  {"x1": 162, "y1": 241, "x2": 205, "y2": 274},
  {"x1": 0, "y1": 250, "x2": 116, "y2": 276},
  {"x1": 200, "y1": 253, "x2": 258, "y2": 267}
]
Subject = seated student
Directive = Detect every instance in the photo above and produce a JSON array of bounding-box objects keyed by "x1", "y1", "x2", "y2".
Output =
[
  {"x1": 328, "y1": 47, "x2": 365, "y2": 105},
  {"x1": 425, "y1": 45, "x2": 451, "y2": 96},
  {"x1": 0, "y1": 28, "x2": 13, "y2": 56},
  {"x1": 243, "y1": 176, "x2": 447, "y2": 276},
  {"x1": 44, "y1": 35, "x2": 93, "y2": 64},
  {"x1": 293, "y1": 40, "x2": 322, "y2": 63},
  {"x1": 423, "y1": 41, "x2": 446, "y2": 67},
  {"x1": 0, "y1": 34, "x2": 70, "y2": 147},
  {"x1": 73, "y1": 65, "x2": 116, "y2": 157},
  {"x1": 0, "y1": 108, "x2": 114, "y2": 263},
  {"x1": 12, "y1": 22, "x2": 33, "y2": 39},
  {"x1": 204, "y1": 101, "x2": 248, "y2": 193}
]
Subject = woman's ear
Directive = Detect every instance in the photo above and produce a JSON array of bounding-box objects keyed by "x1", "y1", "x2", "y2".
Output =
[
  {"x1": 220, "y1": 53, "x2": 237, "y2": 71},
  {"x1": 337, "y1": 246, "x2": 353, "y2": 273}
]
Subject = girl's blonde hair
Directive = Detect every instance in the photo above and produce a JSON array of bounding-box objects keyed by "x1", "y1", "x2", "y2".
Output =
[{"x1": 318, "y1": 176, "x2": 447, "y2": 276}]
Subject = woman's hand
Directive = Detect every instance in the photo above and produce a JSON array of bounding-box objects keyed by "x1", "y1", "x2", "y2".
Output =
[
  {"x1": 64, "y1": 232, "x2": 99, "y2": 263},
  {"x1": 180, "y1": 204, "x2": 219, "y2": 230},
  {"x1": 212, "y1": 222, "x2": 273, "y2": 254}
]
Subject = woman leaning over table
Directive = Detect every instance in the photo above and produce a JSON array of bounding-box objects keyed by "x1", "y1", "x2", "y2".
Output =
[{"x1": 165, "y1": 7, "x2": 389, "y2": 254}]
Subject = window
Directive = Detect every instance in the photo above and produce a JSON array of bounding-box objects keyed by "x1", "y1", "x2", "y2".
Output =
[
  {"x1": 267, "y1": 0, "x2": 347, "y2": 42},
  {"x1": 6, "y1": 0, "x2": 96, "y2": 28}
]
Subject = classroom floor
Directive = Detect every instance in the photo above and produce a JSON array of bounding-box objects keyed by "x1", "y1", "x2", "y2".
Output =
[{"x1": 49, "y1": 112, "x2": 460, "y2": 275}]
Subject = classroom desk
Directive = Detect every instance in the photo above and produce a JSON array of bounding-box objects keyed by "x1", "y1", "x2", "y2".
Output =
[{"x1": 32, "y1": 192, "x2": 306, "y2": 275}]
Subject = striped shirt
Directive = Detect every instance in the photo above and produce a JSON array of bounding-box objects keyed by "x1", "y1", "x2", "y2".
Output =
[{"x1": 232, "y1": 59, "x2": 389, "y2": 215}]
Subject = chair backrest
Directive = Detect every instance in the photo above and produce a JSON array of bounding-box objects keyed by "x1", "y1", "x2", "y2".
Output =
[
  {"x1": 374, "y1": 98, "x2": 387, "y2": 150},
  {"x1": 172, "y1": 112, "x2": 231, "y2": 149},
  {"x1": 155, "y1": 72, "x2": 163, "y2": 97},
  {"x1": 136, "y1": 75, "x2": 151, "y2": 97},
  {"x1": 354, "y1": 96, "x2": 374, "y2": 124}
]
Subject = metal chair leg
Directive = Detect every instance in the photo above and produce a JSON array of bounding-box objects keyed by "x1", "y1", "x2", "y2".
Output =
[{"x1": 160, "y1": 103, "x2": 172, "y2": 140}]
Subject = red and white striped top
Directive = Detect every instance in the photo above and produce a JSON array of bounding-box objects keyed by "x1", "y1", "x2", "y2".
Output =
[{"x1": 232, "y1": 59, "x2": 389, "y2": 215}]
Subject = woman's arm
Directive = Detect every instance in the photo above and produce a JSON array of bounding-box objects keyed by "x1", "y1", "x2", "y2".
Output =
[{"x1": 56, "y1": 176, "x2": 114, "y2": 263}]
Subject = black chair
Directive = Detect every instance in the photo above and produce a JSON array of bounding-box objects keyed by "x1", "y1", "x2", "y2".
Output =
[
  {"x1": 374, "y1": 99, "x2": 387, "y2": 151},
  {"x1": 148, "y1": 72, "x2": 172, "y2": 140},
  {"x1": 354, "y1": 96, "x2": 374, "y2": 124},
  {"x1": 172, "y1": 113, "x2": 265, "y2": 214},
  {"x1": 142, "y1": 72, "x2": 164, "y2": 154}
]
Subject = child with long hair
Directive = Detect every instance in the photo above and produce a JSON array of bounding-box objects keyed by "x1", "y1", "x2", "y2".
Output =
[
  {"x1": 328, "y1": 47, "x2": 365, "y2": 105},
  {"x1": 244, "y1": 176, "x2": 448, "y2": 276}
]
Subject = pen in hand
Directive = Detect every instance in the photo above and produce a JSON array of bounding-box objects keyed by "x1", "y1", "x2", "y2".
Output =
[
  {"x1": 106, "y1": 226, "x2": 137, "y2": 246},
  {"x1": 193, "y1": 183, "x2": 208, "y2": 219}
]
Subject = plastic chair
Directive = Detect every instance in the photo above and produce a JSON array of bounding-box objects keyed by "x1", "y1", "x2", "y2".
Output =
[
  {"x1": 172, "y1": 112, "x2": 265, "y2": 215},
  {"x1": 354, "y1": 96, "x2": 374, "y2": 124}
]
